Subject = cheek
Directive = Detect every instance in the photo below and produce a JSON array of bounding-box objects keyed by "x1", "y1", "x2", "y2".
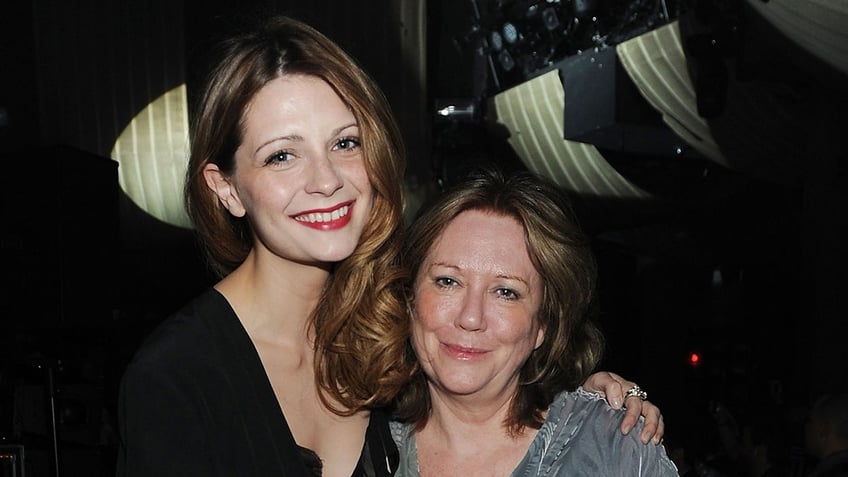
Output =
[
  {"x1": 410, "y1": 321, "x2": 425, "y2": 353},
  {"x1": 498, "y1": 313, "x2": 543, "y2": 348},
  {"x1": 410, "y1": 318, "x2": 435, "y2": 365},
  {"x1": 237, "y1": 175, "x2": 290, "y2": 211},
  {"x1": 413, "y1": 290, "x2": 456, "y2": 329},
  {"x1": 410, "y1": 292, "x2": 446, "y2": 352},
  {"x1": 410, "y1": 305, "x2": 432, "y2": 340},
  {"x1": 347, "y1": 158, "x2": 373, "y2": 193},
  {"x1": 360, "y1": 186, "x2": 375, "y2": 214}
]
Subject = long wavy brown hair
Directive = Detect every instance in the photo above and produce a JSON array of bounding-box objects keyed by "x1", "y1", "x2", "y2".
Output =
[
  {"x1": 393, "y1": 167, "x2": 604, "y2": 434},
  {"x1": 184, "y1": 15, "x2": 414, "y2": 414}
]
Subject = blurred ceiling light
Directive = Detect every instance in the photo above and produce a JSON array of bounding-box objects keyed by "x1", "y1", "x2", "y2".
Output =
[
  {"x1": 617, "y1": 6, "x2": 841, "y2": 187},
  {"x1": 436, "y1": 99, "x2": 476, "y2": 121},
  {"x1": 542, "y1": 7, "x2": 560, "y2": 31},
  {"x1": 111, "y1": 84, "x2": 192, "y2": 229},
  {"x1": 498, "y1": 49, "x2": 517, "y2": 71},
  {"x1": 615, "y1": 20, "x2": 727, "y2": 168},
  {"x1": 745, "y1": 0, "x2": 848, "y2": 76},
  {"x1": 490, "y1": 30, "x2": 504, "y2": 51},
  {"x1": 490, "y1": 68, "x2": 653, "y2": 201},
  {"x1": 503, "y1": 21, "x2": 519, "y2": 44}
]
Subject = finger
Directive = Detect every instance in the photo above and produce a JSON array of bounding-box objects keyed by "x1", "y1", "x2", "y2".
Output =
[
  {"x1": 581, "y1": 371, "x2": 613, "y2": 395},
  {"x1": 606, "y1": 373, "x2": 630, "y2": 409},
  {"x1": 620, "y1": 401, "x2": 640, "y2": 435},
  {"x1": 583, "y1": 371, "x2": 629, "y2": 406},
  {"x1": 651, "y1": 414, "x2": 665, "y2": 445},
  {"x1": 636, "y1": 401, "x2": 662, "y2": 445}
]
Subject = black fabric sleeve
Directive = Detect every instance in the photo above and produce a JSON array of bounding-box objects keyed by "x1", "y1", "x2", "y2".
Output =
[{"x1": 116, "y1": 362, "x2": 216, "y2": 477}]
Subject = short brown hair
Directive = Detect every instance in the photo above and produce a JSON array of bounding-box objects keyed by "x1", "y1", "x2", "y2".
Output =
[{"x1": 394, "y1": 166, "x2": 604, "y2": 433}]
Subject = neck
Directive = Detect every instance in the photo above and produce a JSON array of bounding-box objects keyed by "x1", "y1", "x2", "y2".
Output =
[
  {"x1": 414, "y1": 388, "x2": 537, "y2": 477},
  {"x1": 216, "y1": 248, "x2": 332, "y2": 343},
  {"x1": 425, "y1": 386, "x2": 520, "y2": 444}
]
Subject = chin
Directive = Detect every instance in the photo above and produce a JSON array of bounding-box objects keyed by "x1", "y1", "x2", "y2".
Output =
[
  {"x1": 318, "y1": 245, "x2": 360, "y2": 263},
  {"x1": 437, "y1": 378, "x2": 488, "y2": 396}
]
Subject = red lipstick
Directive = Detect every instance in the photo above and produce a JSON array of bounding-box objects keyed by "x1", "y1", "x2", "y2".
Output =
[{"x1": 293, "y1": 201, "x2": 354, "y2": 231}]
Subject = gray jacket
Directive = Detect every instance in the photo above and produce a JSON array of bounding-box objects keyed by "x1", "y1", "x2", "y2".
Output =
[{"x1": 390, "y1": 388, "x2": 679, "y2": 476}]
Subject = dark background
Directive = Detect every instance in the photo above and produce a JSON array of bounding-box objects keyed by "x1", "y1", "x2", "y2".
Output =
[{"x1": 1, "y1": 0, "x2": 846, "y2": 475}]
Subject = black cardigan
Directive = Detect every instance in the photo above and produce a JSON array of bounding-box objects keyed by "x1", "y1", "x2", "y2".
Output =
[{"x1": 117, "y1": 288, "x2": 398, "y2": 476}]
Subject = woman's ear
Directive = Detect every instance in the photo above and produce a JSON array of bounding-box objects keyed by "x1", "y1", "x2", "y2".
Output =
[
  {"x1": 406, "y1": 297, "x2": 415, "y2": 320},
  {"x1": 405, "y1": 293, "x2": 415, "y2": 320},
  {"x1": 534, "y1": 325, "x2": 545, "y2": 350},
  {"x1": 203, "y1": 163, "x2": 246, "y2": 217}
]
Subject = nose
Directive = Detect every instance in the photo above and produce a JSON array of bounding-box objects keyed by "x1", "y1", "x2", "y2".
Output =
[
  {"x1": 455, "y1": 290, "x2": 486, "y2": 332},
  {"x1": 305, "y1": 153, "x2": 343, "y2": 195}
]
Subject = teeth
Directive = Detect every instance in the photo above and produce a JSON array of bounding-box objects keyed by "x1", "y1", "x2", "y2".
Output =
[{"x1": 296, "y1": 205, "x2": 349, "y2": 223}]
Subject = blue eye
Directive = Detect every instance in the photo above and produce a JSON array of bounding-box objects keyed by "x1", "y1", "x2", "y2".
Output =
[
  {"x1": 334, "y1": 137, "x2": 361, "y2": 151},
  {"x1": 264, "y1": 150, "x2": 293, "y2": 165},
  {"x1": 496, "y1": 288, "x2": 519, "y2": 300}
]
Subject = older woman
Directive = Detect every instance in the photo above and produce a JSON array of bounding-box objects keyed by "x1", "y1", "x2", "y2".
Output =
[{"x1": 391, "y1": 167, "x2": 679, "y2": 476}]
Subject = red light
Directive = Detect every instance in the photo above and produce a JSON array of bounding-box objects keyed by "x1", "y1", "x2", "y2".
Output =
[{"x1": 689, "y1": 352, "x2": 701, "y2": 367}]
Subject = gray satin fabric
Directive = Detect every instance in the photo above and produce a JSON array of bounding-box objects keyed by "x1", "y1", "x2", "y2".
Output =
[{"x1": 390, "y1": 388, "x2": 679, "y2": 476}]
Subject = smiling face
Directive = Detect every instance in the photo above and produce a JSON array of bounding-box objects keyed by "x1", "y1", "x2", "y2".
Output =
[
  {"x1": 204, "y1": 74, "x2": 373, "y2": 266},
  {"x1": 410, "y1": 209, "x2": 546, "y2": 401}
]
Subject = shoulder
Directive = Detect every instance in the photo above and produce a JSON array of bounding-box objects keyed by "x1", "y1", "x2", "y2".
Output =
[
  {"x1": 542, "y1": 387, "x2": 611, "y2": 428},
  {"x1": 117, "y1": 288, "x2": 258, "y2": 441},
  {"x1": 521, "y1": 389, "x2": 679, "y2": 476},
  {"x1": 122, "y1": 289, "x2": 236, "y2": 383}
]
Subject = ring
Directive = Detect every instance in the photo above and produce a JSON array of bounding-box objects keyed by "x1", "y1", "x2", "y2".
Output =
[{"x1": 624, "y1": 385, "x2": 648, "y2": 401}]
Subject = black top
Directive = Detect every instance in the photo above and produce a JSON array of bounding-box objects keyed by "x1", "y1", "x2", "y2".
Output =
[{"x1": 117, "y1": 288, "x2": 398, "y2": 476}]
